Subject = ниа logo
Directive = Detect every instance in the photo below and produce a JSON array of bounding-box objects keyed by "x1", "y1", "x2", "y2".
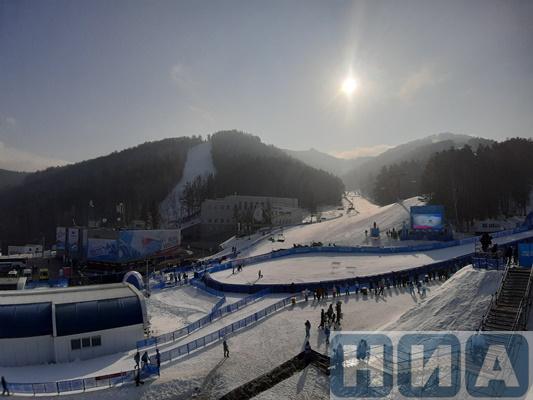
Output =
[{"x1": 330, "y1": 331, "x2": 530, "y2": 399}]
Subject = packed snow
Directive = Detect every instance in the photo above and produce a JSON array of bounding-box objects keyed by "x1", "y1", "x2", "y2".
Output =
[
  {"x1": 236, "y1": 195, "x2": 422, "y2": 258},
  {"x1": 147, "y1": 285, "x2": 220, "y2": 335},
  {"x1": 211, "y1": 228, "x2": 533, "y2": 285},
  {"x1": 385, "y1": 265, "x2": 502, "y2": 331}
]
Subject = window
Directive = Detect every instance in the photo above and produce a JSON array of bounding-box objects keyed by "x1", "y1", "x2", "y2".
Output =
[
  {"x1": 71, "y1": 339, "x2": 81, "y2": 350},
  {"x1": 91, "y1": 336, "x2": 102, "y2": 346},
  {"x1": 82, "y1": 337, "x2": 91, "y2": 348}
]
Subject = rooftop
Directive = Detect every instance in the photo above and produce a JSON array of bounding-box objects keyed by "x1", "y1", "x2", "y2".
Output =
[{"x1": 0, "y1": 283, "x2": 139, "y2": 305}]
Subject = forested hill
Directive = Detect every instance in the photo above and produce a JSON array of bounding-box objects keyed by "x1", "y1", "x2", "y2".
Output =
[
  {"x1": 0, "y1": 137, "x2": 201, "y2": 248},
  {"x1": 0, "y1": 131, "x2": 344, "y2": 248},
  {"x1": 0, "y1": 169, "x2": 27, "y2": 190},
  {"x1": 343, "y1": 133, "x2": 493, "y2": 195},
  {"x1": 210, "y1": 131, "x2": 344, "y2": 209}
]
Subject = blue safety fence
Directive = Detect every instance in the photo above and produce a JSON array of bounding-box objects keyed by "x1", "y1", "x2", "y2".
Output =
[
  {"x1": 205, "y1": 227, "x2": 533, "y2": 279},
  {"x1": 204, "y1": 229, "x2": 533, "y2": 294},
  {"x1": 137, "y1": 286, "x2": 271, "y2": 350},
  {"x1": 6, "y1": 365, "x2": 158, "y2": 396},
  {"x1": 206, "y1": 227, "x2": 533, "y2": 276},
  {"x1": 147, "y1": 294, "x2": 296, "y2": 366}
]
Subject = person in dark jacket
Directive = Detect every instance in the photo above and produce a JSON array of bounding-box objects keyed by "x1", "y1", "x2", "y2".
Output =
[
  {"x1": 134, "y1": 351, "x2": 140, "y2": 369},
  {"x1": 2, "y1": 376, "x2": 9, "y2": 396},
  {"x1": 141, "y1": 351, "x2": 149, "y2": 368},
  {"x1": 155, "y1": 349, "x2": 161, "y2": 376},
  {"x1": 223, "y1": 339, "x2": 230, "y2": 358},
  {"x1": 305, "y1": 320, "x2": 311, "y2": 337}
]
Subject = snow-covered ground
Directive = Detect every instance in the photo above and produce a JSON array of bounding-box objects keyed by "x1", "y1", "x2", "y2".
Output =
[
  {"x1": 159, "y1": 142, "x2": 215, "y2": 226},
  {"x1": 147, "y1": 285, "x2": 220, "y2": 336},
  {"x1": 8, "y1": 266, "x2": 513, "y2": 400},
  {"x1": 236, "y1": 195, "x2": 421, "y2": 258},
  {"x1": 211, "y1": 228, "x2": 533, "y2": 285}
]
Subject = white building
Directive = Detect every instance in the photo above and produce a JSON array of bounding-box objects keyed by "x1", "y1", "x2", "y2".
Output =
[
  {"x1": 0, "y1": 283, "x2": 148, "y2": 367},
  {"x1": 200, "y1": 195, "x2": 305, "y2": 240}
]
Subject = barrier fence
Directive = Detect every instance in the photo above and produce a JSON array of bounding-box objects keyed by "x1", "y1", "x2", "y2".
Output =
[
  {"x1": 207, "y1": 226, "x2": 532, "y2": 276},
  {"x1": 147, "y1": 294, "x2": 296, "y2": 367},
  {"x1": 7, "y1": 366, "x2": 159, "y2": 396},
  {"x1": 137, "y1": 282, "x2": 270, "y2": 350}
]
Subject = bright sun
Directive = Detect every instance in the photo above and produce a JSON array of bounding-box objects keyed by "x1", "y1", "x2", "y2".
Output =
[{"x1": 341, "y1": 77, "x2": 358, "y2": 97}]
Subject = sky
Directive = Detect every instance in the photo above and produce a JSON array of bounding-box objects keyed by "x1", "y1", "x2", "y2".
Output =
[{"x1": 1, "y1": 0, "x2": 532, "y2": 171}]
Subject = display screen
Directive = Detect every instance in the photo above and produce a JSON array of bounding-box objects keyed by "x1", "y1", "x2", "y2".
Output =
[{"x1": 411, "y1": 206, "x2": 445, "y2": 231}]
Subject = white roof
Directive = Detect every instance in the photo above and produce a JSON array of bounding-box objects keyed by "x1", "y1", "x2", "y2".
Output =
[{"x1": 0, "y1": 283, "x2": 139, "y2": 305}]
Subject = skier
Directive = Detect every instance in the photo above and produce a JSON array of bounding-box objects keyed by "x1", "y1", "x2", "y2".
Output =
[
  {"x1": 325, "y1": 325, "x2": 331, "y2": 345},
  {"x1": 305, "y1": 320, "x2": 311, "y2": 337},
  {"x1": 223, "y1": 339, "x2": 230, "y2": 358},
  {"x1": 409, "y1": 281, "x2": 415, "y2": 295},
  {"x1": 258, "y1": 270, "x2": 262, "y2": 279},
  {"x1": 303, "y1": 288, "x2": 309, "y2": 302},
  {"x1": 335, "y1": 301, "x2": 342, "y2": 321},
  {"x1": 141, "y1": 351, "x2": 149, "y2": 368},
  {"x1": 416, "y1": 280, "x2": 422, "y2": 294},
  {"x1": 1, "y1": 376, "x2": 9, "y2": 396},
  {"x1": 134, "y1": 351, "x2": 140, "y2": 369}
]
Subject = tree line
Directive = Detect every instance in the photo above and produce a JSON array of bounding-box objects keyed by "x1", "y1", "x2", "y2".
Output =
[{"x1": 371, "y1": 138, "x2": 533, "y2": 227}]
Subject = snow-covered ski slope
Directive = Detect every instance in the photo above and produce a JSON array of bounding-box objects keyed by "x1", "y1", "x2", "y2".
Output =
[
  {"x1": 237, "y1": 194, "x2": 422, "y2": 258},
  {"x1": 159, "y1": 142, "x2": 215, "y2": 226}
]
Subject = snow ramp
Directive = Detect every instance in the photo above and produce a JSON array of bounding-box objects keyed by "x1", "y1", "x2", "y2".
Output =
[{"x1": 385, "y1": 266, "x2": 502, "y2": 331}]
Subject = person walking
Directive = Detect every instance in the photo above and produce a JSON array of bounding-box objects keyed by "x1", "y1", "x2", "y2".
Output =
[
  {"x1": 141, "y1": 351, "x2": 149, "y2": 368},
  {"x1": 155, "y1": 349, "x2": 161, "y2": 376},
  {"x1": 325, "y1": 325, "x2": 331, "y2": 345},
  {"x1": 305, "y1": 320, "x2": 311, "y2": 337},
  {"x1": 2, "y1": 376, "x2": 9, "y2": 396},
  {"x1": 134, "y1": 351, "x2": 140, "y2": 369},
  {"x1": 223, "y1": 339, "x2": 230, "y2": 358},
  {"x1": 319, "y1": 309, "x2": 326, "y2": 329}
]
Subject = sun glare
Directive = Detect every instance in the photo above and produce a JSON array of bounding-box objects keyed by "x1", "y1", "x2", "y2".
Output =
[{"x1": 341, "y1": 77, "x2": 358, "y2": 97}]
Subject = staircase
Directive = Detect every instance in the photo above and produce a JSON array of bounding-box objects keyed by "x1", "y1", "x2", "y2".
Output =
[{"x1": 482, "y1": 267, "x2": 533, "y2": 331}]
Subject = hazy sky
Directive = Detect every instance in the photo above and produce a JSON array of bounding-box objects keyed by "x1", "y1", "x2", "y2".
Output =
[{"x1": 1, "y1": 0, "x2": 532, "y2": 171}]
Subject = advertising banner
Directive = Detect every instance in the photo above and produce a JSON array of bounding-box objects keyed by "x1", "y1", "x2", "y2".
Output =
[
  {"x1": 411, "y1": 205, "x2": 445, "y2": 231},
  {"x1": 87, "y1": 238, "x2": 118, "y2": 262},
  {"x1": 118, "y1": 229, "x2": 181, "y2": 261},
  {"x1": 56, "y1": 227, "x2": 67, "y2": 251}
]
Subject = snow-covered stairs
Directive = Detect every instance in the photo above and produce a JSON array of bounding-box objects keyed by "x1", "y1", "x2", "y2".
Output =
[{"x1": 482, "y1": 268, "x2": 533, "y2": 331}]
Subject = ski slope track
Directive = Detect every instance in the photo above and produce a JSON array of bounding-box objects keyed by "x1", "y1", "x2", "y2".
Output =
[{"x1": 159, "y1": 142, "x2": 215, "y2": 227}]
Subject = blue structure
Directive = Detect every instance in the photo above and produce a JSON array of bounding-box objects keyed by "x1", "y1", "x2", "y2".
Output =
[
  {"x1": 123, "y1": 270, "x2": 145, "y2": 290},
  {"x1": 519, "y1": 243, "x2": 533, "y2": 268}
]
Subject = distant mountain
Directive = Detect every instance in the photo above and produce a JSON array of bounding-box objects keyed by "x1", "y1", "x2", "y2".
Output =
[
  {"x1": 283, "y1": 148, "x2": 370, "y2": 176},
  {"x1": 343, "y1": 133, "x2": 495, "y2": 193},
  {"x1": 0, "y1": 131, "x2": 344, "y2": 248},
  {"x1": 0, "y1": 169, "x2": 27, "y2": 190}
]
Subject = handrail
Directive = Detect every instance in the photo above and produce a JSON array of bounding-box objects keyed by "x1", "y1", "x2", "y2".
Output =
[
  {"x1": 480, "y1": 261, "x2": 517, "y2": 331},
  {"x1": 511, "y1": 267, "x2": 533, "y2": 331}
]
